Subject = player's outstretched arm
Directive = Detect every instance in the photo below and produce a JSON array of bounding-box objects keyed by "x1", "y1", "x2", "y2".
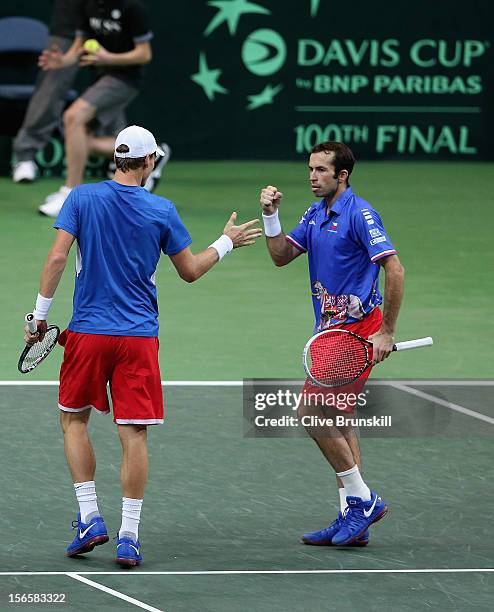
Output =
[
  {"x1": 170, "y1": 212, "x2": 262, "y2": 283},
  {"x1": 260, "y1": 185, "x2": 301, "y2": 267}
]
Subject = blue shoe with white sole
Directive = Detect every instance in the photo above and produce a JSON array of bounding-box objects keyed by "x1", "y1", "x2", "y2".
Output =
[
  {"x1": 332, "y1": 491, "x2": 388, "y2": 546},
  {"x1": 302, "y1": 511, "x2": 369, "y2": 546},
  {"x1": 116, "y1": 536, "x2": 142, "y2": 567},
  {"x1": 66, "y1": 513, "x2": 109, "y2": 557}
]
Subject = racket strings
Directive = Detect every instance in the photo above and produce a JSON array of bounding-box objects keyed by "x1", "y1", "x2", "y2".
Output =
[
  {"x1": 21, "y1": 327, "x2": 59, "y2": 371},
  {"x1": 308, "y1": 332, "x2": 368, "y2": 386}
]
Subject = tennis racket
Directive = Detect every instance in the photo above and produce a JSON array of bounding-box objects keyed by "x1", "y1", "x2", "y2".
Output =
[
  {"x1": 18, "y1": 313, "x2": 60, "y2": 374},
  {"x1": 303, "y1": 329, "x2": 433, "y2": 388}
]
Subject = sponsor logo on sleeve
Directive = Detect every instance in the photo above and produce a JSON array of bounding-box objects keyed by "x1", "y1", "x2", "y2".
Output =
[
  {"x1": 369, "y1": 228, "x2": 381, "y2": 237},
  {"x1": 362, "y1": 210, "x2": 375, "y2": 225},
  {"x1": 370, "y1": 236, "x2": 387, "y2": 245},
  {"x1": 360, "y1": 208, "x2": 374, "y2": 225}
]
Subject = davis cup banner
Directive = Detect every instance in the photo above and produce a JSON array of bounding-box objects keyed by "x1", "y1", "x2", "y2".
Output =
[
  {"x1": 3, "y1": 0, "x2": 492, "y2": 162},
  {"x1": 149, "y1": 0, "x2": 493, "y2": 159}
]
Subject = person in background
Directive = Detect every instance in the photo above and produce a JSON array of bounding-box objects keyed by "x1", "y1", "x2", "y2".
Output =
[
  {"x1": 12, "y1": 0, "x2": 83, "y2": 184},
  {"x1": 37, "y1": 0, "x2": 170, "y2": 217}
]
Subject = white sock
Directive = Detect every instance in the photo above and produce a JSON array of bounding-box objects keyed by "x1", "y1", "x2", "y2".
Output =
[
  {"x1": 74, "y1": 481, "x2": 99, "y2": 523},
  {"x1": 336, "y1": 466, "x2": 371, "y2": 501},
  {"x1": 119, "y1": 497, "x2": 143, "y2": 541},
  {"x1": 338, "y1": 488, "x2": 348, "y2": 514}
]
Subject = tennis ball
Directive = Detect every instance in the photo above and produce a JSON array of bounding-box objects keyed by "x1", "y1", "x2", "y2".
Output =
[{"x1": 83, "y1": 39, "x2": 100, "y2": 54}]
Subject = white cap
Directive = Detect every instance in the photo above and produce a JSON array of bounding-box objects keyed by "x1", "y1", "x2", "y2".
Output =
[{"x1": 114, "y1": 125, "x2": 165, "y2": 158}]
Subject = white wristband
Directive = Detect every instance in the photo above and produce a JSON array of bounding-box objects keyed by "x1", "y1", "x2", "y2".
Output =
[
  {"x1": 33, "y1": 293, "x2": 53, "y2": 320},
  {"x1": 209, "y1": 234, "x2": 234, "y2": 260},
  {"x1": 262, "y1": 210, "x2": 282, "y2": 237}
]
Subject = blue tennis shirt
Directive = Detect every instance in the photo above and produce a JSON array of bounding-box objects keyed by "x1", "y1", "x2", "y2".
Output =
[
  {"x1": 54, "y1": 181, "x2": 192, "y2": 336},
  {"x1": 286, "y1": 186, "x2": 396, "y2": 332}
]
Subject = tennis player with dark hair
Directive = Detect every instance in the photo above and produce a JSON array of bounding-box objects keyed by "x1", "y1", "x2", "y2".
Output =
[
  {"x1": 259, "y1": 141, "x2": 405, "y2": 546},
  {"x1": 25, "y1": 125, "x2": 262, "y2": 566}
]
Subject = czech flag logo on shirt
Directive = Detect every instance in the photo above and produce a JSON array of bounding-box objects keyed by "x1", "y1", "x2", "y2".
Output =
[{"x1": 328, "y1": 221, "x2": 338, "y2": 233}]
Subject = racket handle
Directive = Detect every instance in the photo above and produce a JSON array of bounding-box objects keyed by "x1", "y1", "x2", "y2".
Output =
[
  {"x1": 394, "y1": 336, "x2": 433, "y2": 351},
  {"x1": 25, "y1": 313, "x2": 38, "y2": 334}
]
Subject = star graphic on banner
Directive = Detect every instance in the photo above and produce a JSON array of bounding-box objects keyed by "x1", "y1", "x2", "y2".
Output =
[
  {"x1": 246, "y1": 84, "x2": 283, "y2": 110},
  {"x1": 191, "y1": 52, "x2": 229, "y2": 101},
  {"x1": 204, "y1": 0, "x2": 271, "y2": 37},
  {"x1": 310, "y1": 0, "x2": 321, "y2": 17}
]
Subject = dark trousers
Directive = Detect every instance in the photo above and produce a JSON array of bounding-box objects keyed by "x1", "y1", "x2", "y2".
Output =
[{"x1": 13, "y1": 35, "x2": 78, "y2": 162}]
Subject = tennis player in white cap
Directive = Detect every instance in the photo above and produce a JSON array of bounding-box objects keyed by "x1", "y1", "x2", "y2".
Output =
[{"x1": 25, "y1": 125, "x2": 262, "y2": 566}]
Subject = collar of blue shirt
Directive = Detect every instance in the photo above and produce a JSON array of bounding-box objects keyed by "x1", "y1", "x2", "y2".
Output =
[{"x1": 321, "y1": 185, "x2": 354, "y2": 217}]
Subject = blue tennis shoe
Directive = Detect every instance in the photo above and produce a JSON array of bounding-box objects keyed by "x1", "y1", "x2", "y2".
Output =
[
  {"x1": 66, "y1": 513, "x2": 109, "y2": 557},
  {"x1": 116, "y1": 535, "x2": 142, "y2": 567},
  {"x1": 302, "y1": 511, "x2": 369, "y2": 547},
  {"x1": 332, "y1": 491, "x2": 388, "y2": 546}
]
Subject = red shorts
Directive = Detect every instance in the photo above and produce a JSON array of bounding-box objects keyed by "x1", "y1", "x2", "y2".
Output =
[
  {"x1": 58, "y1": 331, "x2": 164, "y2": 425},
  {"x1": 302, "y1": 308, "x2": 383, "y2": 414}
]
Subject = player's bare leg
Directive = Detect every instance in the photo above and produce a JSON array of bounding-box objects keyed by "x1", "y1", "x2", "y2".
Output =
[
  {"x1": 339, "y1": 424, "x2": 362, "y2": 469},
  {"x1": 335, "y1": 425, "x2": 362, "y2": 503},
  {"x1": 314, "y1": 425, "x2": 363, "y2": 503},
  {"x1": 60, "y1": 409, "x2": 95, "y2": 483},
  {"x1": 305, "y1": 422, "x2": 370, "y2": 499},
  {"x1": 116, "y1": 424, "x2": 147, "y2": 565},
  {"x1": 312, "y1": 433, "x2": 356, "y2": 473},
  {"x1": 63, "y1": 98, "x2": 97, "y2": 188},
  {"x1": 60, "y1": 409, "x2": 108, "y2": 555},
  {"x1": 299, "y1": 402, "x2": 359, "y2": 473},
  {"x1": 118, "y1": 424, "x2": 148, "y2": 499},
  {"x1": 300, "y1": 402, "x2": 387, "y2": 545}
]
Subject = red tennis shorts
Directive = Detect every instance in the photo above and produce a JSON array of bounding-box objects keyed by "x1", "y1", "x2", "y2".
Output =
[
  {"x1": 302, "y1": 307, "x2": 383, "y2": 414},
  {"x1": 58, "y1": 330, "x2": 164, "y2": 425}
]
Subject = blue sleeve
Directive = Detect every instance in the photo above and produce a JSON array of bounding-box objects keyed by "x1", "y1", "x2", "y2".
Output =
[
  {"x1": 53, "y1": 190, "x2": 79, "y2": 238},
  {"x1": 353, "y1": 207, "x2": 397, "y2": 263},
  {"x1": 161, "y1": 205, "x2": 193, "y2": 256},
  {"x1": 286, "y1": 205, "x2": 315, "y2": 252}
]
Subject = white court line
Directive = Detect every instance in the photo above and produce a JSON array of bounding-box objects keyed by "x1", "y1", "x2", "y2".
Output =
[
  {"x1": 67, "y1": 573, "x2": 163, "y2": 612},
  {"x1": 389, "y1": 383, "x2": 494, "y2": 426},
  {"x1": 0, "y1": 381, "x2": 217, "y2": 385},
  {"x1": 3, "y1": 380, "x2": 493, "y2": 426},
  {"x1": 0, "y1": 381, "x2": 60, "y2": 385},
  {"x1": 1, "y1": 380, "x2": 493, "y2": 386},
  {"x1": 1, "y1": 568, "x2": 493, "y2": 576},
  {"x1": 368, "y1": 380, "x2": 494, "y2": 386}
]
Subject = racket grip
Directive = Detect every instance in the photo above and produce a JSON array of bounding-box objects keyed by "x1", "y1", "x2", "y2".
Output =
[
  {"x1": 394, "y1": 336, "x2": 433, "y2": 351},
  {"x1": 25, "y1": 313, "x2": 38, "y2": 334}
]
